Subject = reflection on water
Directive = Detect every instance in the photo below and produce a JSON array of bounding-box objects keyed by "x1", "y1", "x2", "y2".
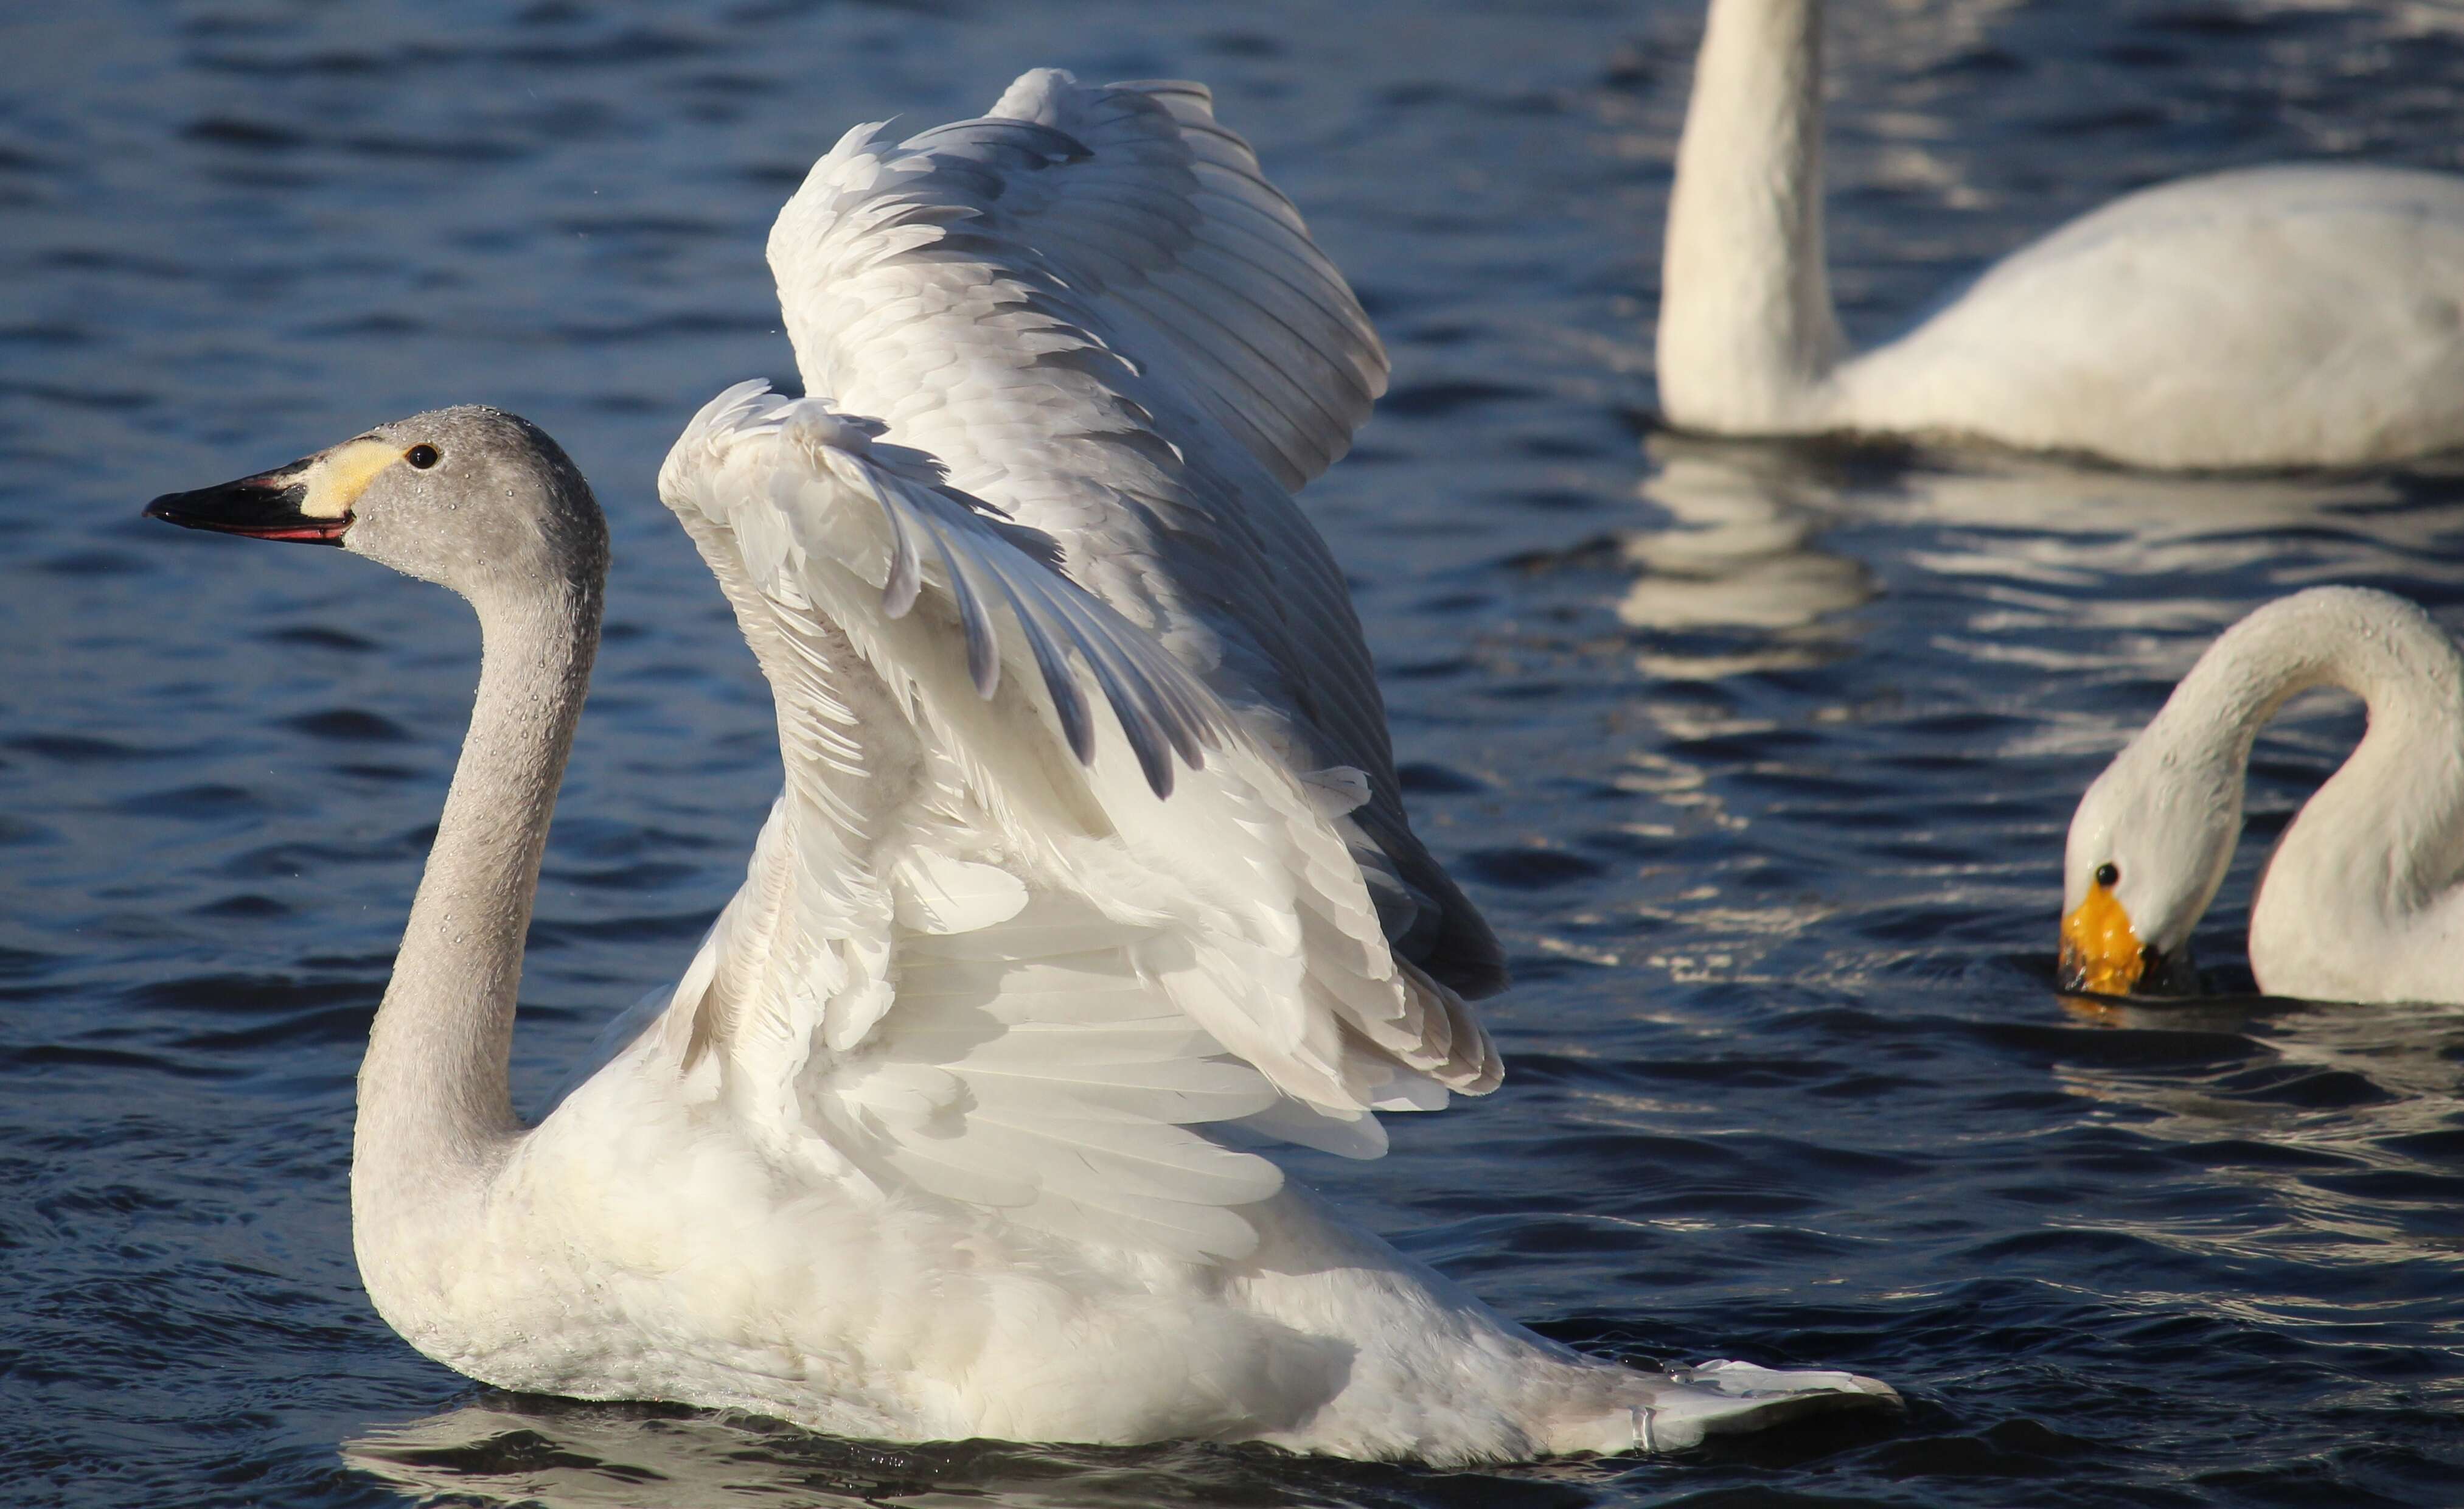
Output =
[
  {"x1": 2062, "y1": 992, "x2": 2464, "y2": 1130},
  {"x1": 1872, "y1": 451, "x2": 2464, "y2": 773},
  {"x1": 343, "y1": 1398, "x2": 1625, "y2": 1509},
  {"x1": 1617, "y1": 436, "x2": 1879, "y2": 678},
  {"x1": 1885, "y1": 451, "x2": 2464, "y2": 629},
  {"x1": 2048, "y1": 995, "x2": 2464, "y2": 1272},
  {"x1": 1566, "y1": 434, "x2": 2464, "y2": 699},
  {"x1": 347, "y1": 1403, "x2": 994, "y2": 1509}
]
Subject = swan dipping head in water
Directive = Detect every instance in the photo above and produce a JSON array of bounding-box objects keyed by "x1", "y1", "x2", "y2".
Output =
[
  {"x1": 2062, "y1": 587, "x2": 2464, "y2": 1005},
  {"x1": 141, "y1": 70, "x2": 1896, "y2": 1463}
]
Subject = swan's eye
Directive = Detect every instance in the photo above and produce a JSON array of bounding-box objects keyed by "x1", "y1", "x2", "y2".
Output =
[
  {"x1": 2094, "y1": 862, "x2": 2120, "y2": 889},
  {"x1": 405, "y1": 444, "x2": 441, "y2": 470}
]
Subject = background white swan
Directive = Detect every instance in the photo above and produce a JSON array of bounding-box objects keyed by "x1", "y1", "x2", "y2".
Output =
[
  {"x1": 144, "y1": 71, "x2": 1893, "y2": 1462},
  {"x1": 1658, "y1": 0, "x2": 2464, "y2": 470},
  {"x1": 2061, "y1": 587, "x2": 2464, "y2": 1004}
]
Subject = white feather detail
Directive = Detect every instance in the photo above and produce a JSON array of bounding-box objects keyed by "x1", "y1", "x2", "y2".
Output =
[
  {"x1": 765, "y1": 69, "x2": 1511, "y2": 1002},
  {"x1": 892, "y1": 849, "x2": 1030, "y2": 935}
]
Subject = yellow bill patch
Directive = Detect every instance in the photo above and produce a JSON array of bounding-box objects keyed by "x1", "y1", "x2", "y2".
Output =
[
  {"x1": 300, "y1": 439, "x2": 404, "y2": 520},
  {"x1": 2059, "y1": 883, "x2": 2144, "y2": 995}
]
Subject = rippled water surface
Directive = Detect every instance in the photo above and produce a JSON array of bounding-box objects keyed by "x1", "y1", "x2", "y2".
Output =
[{"x1": 9, "y1": 1, "x2": 2464, "y2": 1504}]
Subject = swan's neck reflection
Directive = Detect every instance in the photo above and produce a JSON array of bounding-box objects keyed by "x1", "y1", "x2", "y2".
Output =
[{"x1": 1617, "y1": 436, "x2": 1877, "y2": 678}]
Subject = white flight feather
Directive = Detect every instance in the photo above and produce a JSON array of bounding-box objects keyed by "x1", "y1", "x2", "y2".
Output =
[{"x1": 767, "y1": 68, "x2": 1510, "y2": 1003}]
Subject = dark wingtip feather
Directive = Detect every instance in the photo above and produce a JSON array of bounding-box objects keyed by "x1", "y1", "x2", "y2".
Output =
[
  {"x1": 882, "y1": 517, "x2": 925, "y2": 618},
  {"x1": 1029, "y1": 633, "x2": 1098, "y2": 762},
  {"x1": 1135, "y1": 732, "x2": 1176, "y2": 798},
  {"x1": 1109, "y1": 674, "x2": 1175, "y2": 798},
  {"x1": 1056, "y1": 682, "x2": 1098, "y2": 762},
  {"x1": 967, "y1": 629, "x2": 1001, "y2": 696},
  {"x1": 933, "y1": 538, "x2": 1003, "y2": 699}
]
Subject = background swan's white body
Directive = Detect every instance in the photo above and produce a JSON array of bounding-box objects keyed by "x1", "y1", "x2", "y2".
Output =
[
  {"x1": 1658, "y1": 0, "x2": 2464, "y2": 470},
  {"x1": 2061, "y1": 588, "x2": 2464, "y2": 1005},
  {"x1": 1836, "y1": 167, "x2": 2464, "y2": 469},
  {"x1": 279, "y1": 71, "x2": 1895, "y2": 1460}
]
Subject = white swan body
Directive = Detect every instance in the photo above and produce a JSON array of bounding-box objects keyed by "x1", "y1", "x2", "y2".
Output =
[
  {"x1": 148, "y1": 72, "x2": 1893, "y2": 1462},
  {"x1": 1659, "y1": 0, "x2": 2464, "y2": 470},
  {"x1": 2060, "y1": 587, "x2": 2464, "y2": 1004}
]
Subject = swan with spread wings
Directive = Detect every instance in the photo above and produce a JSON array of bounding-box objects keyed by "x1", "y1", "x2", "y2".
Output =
[{"x1": 145, "y1": 70, "x2": 1893, "y2": 1461}]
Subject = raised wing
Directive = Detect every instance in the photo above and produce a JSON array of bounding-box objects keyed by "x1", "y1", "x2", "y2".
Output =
[
  {"x1": 765, "y1": 68, "x2": 1506, "y2": 999},
  {"x1": 652, "y1": 385, "x2": 1497, "y2": 1260}
]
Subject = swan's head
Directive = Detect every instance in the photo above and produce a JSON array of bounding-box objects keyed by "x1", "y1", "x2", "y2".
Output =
[
  {"x1": 145, "y1": 406, "x2": 607, "y2": 601},
  {"x1": 2059, "y1": 732, "x2": 2237, "y2": 997}
]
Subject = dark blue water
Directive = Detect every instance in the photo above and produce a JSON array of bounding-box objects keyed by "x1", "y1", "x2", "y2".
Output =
[{"x1": 7, "y1": 1, "x2": 2464, "y2": 1504}]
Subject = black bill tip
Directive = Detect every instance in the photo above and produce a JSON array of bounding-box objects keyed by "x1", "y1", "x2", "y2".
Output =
[
  {"x1": 144, "y1": 460, "x2": 345, "y2": 545},
  {"x1": 2059, "y1": 942, "x2": 2196, "y2": 998}
]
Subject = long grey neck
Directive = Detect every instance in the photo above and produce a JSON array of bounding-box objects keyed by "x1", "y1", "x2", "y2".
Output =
[
  {"x1": 2162, "y1": 590, "x2": 2464, "y2": 921},
  {"x1": 353, "y1": 576, "x2": 601, "y2": 1199},
  {"x1": 1657, "y1": 0, "x2": 1843, "y2": 431}
]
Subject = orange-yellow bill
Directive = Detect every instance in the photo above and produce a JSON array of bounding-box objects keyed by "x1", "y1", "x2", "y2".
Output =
[{"x1": 2059, "y1": 883, "x2": 2144, "y2": 995}]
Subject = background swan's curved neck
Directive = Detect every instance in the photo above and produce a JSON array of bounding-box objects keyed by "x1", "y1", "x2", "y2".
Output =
[
  {"x1": 2160, "y1": 593, "x2": 2464, "y2": 915},
  {"x1": 355, "y1": 580, "x2": 602, "y2": 1193},
  {"x1": 1658, "y1": 0, "x2": 1843, "y2": 431}
]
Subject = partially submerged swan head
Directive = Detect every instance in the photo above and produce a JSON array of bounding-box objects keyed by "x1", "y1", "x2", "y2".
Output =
[
  {"x1": 145, "y1": 406, "x2": 607, "y2": 602},
  {"x1": 2057, "y1": 587, "x2": 2464, "y2": 1006},
  {"x1": 2059, "y1": 731, "x2": 2237, "y2": 997}
]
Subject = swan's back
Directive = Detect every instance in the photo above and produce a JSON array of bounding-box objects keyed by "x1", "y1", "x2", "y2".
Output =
[{"x1": 1836, "y1": 166, "x2": 2464, "y2": 467}]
